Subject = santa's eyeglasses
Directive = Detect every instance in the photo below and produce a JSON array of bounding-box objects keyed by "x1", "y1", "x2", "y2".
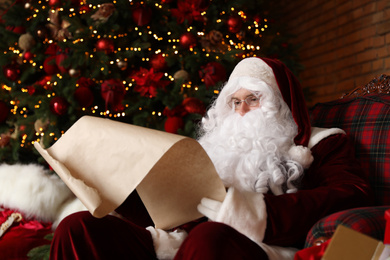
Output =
[{"x1": 228, "y1": 95, "x2": 261, "y2": 110}]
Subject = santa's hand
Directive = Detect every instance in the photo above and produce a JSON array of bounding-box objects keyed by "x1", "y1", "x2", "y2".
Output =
[
  {"x1": 198, "y1": 187, "x2": 268, "y2": 246},
  {"x1": 197, "y1": 197, "x2": 222, "y2": 221},
  {"x1": 146, "y1": 226, "x2": 188, "y2": 260}
]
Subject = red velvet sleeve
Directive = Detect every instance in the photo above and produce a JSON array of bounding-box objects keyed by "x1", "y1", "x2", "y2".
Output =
[{"x1": 262, "y1": 134, "x2": 374, "y2": 248}]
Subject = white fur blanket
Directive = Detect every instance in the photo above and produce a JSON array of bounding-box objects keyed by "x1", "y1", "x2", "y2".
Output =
[{"x1": 0, "y1": 163, "x2": 86, "y2": 228}]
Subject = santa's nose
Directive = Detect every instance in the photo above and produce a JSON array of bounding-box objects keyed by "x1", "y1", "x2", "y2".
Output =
[{"x1": 236, "y1": 102, "x2": 251, "y2": 116}]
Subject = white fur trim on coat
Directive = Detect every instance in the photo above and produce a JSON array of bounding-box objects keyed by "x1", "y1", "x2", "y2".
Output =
[
  {"x1": 308, "y1": 127, "x2": 346, "y2": 149},
  {"x1": 286, "y1": 127, "x2": 345, "y2": 170},
  {"x1": 146, "y1": 226, "x2": 188, "y2": 260}
]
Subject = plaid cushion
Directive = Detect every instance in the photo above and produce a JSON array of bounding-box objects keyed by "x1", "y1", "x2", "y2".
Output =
[
  {"x1": 305, "y1": 206, "x2": 389, "y2": 248},
  {"x1": 310, "y1": 94, "x2": 390, "y2": 205}
]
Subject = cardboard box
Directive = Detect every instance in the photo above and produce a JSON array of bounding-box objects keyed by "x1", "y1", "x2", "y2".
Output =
[{"x1": 322, "y1": 225, "x2": 390, "y2": 260}]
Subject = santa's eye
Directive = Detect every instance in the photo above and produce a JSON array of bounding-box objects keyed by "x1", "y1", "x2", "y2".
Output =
[
  {"x1": 228, "y1": 95, "x2": 261, "y2": 109},
  {"x1": 246, "y1": 96, "x2": 260, "y2": 106}
]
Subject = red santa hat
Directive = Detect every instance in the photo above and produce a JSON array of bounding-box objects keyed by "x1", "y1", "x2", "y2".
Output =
[
  {"x1": 227, "y1": 57, "x2": 313, "y2": 168},
  {"x1": 260, "y1": 58, "x2": 311, "y2": 147},
  {"x1": 228, "y1": 57, "x2": 311, "y2": 147}
]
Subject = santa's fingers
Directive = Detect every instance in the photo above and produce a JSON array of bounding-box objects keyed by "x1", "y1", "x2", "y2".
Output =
[
  {"x1": 200, "y1": 197, "x2": 222, "y2": 211},
  {"x1": 197, "y1": 203, "x2": 218, "y2": 221},
  {"x1": 197, "y1": 197, "x2": 222, "y2": 221}
]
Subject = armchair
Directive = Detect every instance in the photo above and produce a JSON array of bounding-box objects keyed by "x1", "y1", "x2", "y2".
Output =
[{"x1": 304, "y1": 74, "x2": 390, "y2": 248}]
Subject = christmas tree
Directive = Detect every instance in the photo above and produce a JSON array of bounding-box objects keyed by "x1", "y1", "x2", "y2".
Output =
[{"x1": 0, "y1": 0, "x2": 301, "y2": 165}]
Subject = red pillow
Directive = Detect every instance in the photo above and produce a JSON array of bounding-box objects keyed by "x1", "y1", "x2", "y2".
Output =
[{"x1": 0, "y1": 208, "x2": 53, "y2": 260}]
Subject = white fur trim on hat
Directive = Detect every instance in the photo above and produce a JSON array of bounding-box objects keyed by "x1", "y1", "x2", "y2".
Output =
[
  {"x1": 229, "y1": 57, "x2": 279, "y2": 94},
  {"x1": 288, "y1": 145, "x2": 314, "y2": 169}
]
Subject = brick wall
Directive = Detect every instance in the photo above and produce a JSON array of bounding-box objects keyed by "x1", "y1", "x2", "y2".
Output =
[{"x1": 280, "y1": 0, "x2": 390, "y2": 106}]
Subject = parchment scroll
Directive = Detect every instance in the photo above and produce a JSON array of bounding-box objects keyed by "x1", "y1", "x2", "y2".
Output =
[{"x1": 34, "y1": 116, "x2": 226, "y2": 230}]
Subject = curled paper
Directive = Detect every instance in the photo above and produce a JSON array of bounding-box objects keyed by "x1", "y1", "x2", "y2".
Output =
[{"x1": 34, "y1": 116, "x2": 226, "y2": 230}]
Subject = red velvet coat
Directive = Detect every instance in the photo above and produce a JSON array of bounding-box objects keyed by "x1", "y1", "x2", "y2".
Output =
[
  {"x1": 49, "y1": 133, "x2": 373, "y2": 260},
  {"x1": 263, "y1": 133, "x2": 373, "y2": 248}
]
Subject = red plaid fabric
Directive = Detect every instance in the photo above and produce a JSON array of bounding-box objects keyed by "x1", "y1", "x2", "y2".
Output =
[
  {"x1": 305, "y1": 93, "x2": 390, "y2": 249},
  {"x1": 304, "y1": 206, "x2": 389, "y2": 247},
  {"x1": 310, "y1": 94, "x2": 390, "y2": 205}
]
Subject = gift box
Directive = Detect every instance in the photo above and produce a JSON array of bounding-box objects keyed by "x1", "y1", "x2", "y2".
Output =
[
  {"x1": 384, "y1": 209, "x2": 390, "y2": 245},
  {"x1": 322, "y1": 225, "x2": 390, "y2": 260}
]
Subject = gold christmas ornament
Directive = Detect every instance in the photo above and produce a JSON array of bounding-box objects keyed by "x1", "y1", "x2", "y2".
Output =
[
  {"x1": 174, "y1": 70, "x2": 189, "y2": 81},
  {"x1": 18, "y1": 33, "x2": 36, "y2": 52}
]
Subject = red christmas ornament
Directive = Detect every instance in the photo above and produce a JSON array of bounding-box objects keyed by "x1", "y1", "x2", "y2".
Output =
[
  {"x1": 182, "y1": 97, "x2": 206, "y2": 115},
  {"x1": 101, "y1": 79, "x2": 126, "y2": 110},
  {"x1": 180, "y1": 32, "x2": 197, "y2": 49},
  {"x1": 0, "y1": 133, "x2": 10, "y2": 147},
  {"x1": 74, "y1": 86, "x2": 94, "y2": 108},
  {"x1": 23, "y1": 51, "x2": 34, "y2": 61},
  {"x1": 6, "y1": 26, "x2": 26, "y2": 34},
  {"x1": 253, "y1": 14, "x2": 262, "y2": 24},
  {"x1": 27, "y1": 86, "x2": 36, "y2": 95},
  {"x1": 163, "y1": 105, "x2": 188, "y2": 133},
  {"x1": 50, "y1": 97, "x2": 68, "y2": 116},
  {"x1": 199, "y1": 62, "x2": 227, "y2": 88},
  {"x1": 227, "y1": 15, "x2": 243, "y2": 33},
  {"x1": 3, "y1": 64, "x2": 21, "y2": 82},
  {"x1": 0, "y1": 101, "x2": 9, "y2": 123},
  {"x1": 164, "y1": 117, "x2": 184, "y2": 134},
  {"x1": 43, "y1": 56, "x2": 60, "y2": 75},
  {"x1": 96, "y1": 38, "x2": 115, "y2": 54},
  {"x1": 150, "y1": 53, "x2": 167, "y2": 72},
  {"x1": 48, "y1": 0, "x2": 61, "y2": 7},
  {"x1": 77, "y1": 77, "x2": 96, "y2": 88},
  {"x1": 56, "y1": 53, "x2": 69, "y2": 73},
  {"x1": 79, "y1": 5, "x2": 91, "y2": 13},
  {"x1": 132, "y1": 5, "x2": 152, "y2": 26}
]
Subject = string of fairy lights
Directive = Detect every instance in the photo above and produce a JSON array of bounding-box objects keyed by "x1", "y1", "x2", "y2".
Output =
[{"x1": 1, "y1": 0, "x2": 270, "y2": 147}]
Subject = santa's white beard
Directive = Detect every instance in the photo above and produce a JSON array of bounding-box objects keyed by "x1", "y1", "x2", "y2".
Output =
[{"x1": 198, "y1": 108, "x2": 303, "y2": 195}]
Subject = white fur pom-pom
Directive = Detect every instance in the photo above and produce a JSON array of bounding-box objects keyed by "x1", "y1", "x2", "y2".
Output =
[{"x1": 288, "y1": 145, "x2": 314, "y2": 169}]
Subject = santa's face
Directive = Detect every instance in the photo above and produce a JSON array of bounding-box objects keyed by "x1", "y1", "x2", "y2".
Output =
[
  {"x1": 198, "y1": 85, "x2": 304, "y2": 194},
  {"x1": 229, "y1": 88, "x2": 261, "y2": 116}
]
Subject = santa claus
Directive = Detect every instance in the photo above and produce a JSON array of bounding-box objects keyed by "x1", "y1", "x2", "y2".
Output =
[{"x1": 49, "y1": 57, "x2": 372, "y2": 260}]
